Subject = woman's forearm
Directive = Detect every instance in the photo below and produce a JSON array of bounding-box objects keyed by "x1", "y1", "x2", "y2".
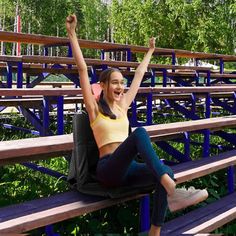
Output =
[
  {"x1": 68, "y1": 31, "x2": 87, "y2": 72},
  {"x1": 135, "y1": 48, "x2": 155, "y2": 75}
]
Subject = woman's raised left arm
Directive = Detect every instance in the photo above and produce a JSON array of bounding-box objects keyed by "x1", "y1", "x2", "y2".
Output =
[{"x1": 123, "y1": 37, "x2": 155, "y2": 109}]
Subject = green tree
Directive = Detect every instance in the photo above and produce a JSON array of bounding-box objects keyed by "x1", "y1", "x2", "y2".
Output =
[
  {"x1": 79, "y1": 0, "x2": 109, "y2": 41},
  {"x1": 109, "y1": 0, "x2": 236, "y2": 55}
]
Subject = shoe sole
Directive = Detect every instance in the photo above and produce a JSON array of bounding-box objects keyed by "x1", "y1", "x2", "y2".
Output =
[{"x1": 168, "y1": 189, "x2": 208, "y2": 212}]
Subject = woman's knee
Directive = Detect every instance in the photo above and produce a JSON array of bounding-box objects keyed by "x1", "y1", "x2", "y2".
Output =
[{"x1": 132, "y1": 127, "x2": 149, "y2": 138}]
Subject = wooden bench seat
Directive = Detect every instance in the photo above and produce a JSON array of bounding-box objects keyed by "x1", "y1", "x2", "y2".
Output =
[
  {"x1": 0, "y1": 92, "x2": 233, "y2": 108},
  {"x1": 1, "y1": 60, "x2": 235, "y2": 81},
  {"x1": 0, "y1": 190, "x2": 146, "y2": 234},
  {"x1": 21, "y1": 55, "x2": 212, "y2": 72},
  {"x1": 151, "y1": 92, "x2": 235, "y2": 100},
  {"x1": 1, "y1": 86, "x2": 236, "y2": 97},
  {"x1": 0, "y1": 116, "x2": 236, "y2": 233},
  {"x1": 0, "y1": 54, "x2": 211, "y2": 72},
  {"x1": 1, "y1": 149, "x2": 236, "y2": 234},
  {"x1": 0, "y1": 96, "x2": 83, "y2": 108},
  {"x1": 1, "y1": 115, "x2": 236, "y2": 165},
  {"x1": 161, "y1": 191, "x2": 236, "y2": 235},
  {"x1": 1, "y1": 31, "x2": 236, "y2": 62}
]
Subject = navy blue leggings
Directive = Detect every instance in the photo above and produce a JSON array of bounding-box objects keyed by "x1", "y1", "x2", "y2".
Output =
[{"x1": 96, "y1": 127, "x2": 174, "y2": 226}]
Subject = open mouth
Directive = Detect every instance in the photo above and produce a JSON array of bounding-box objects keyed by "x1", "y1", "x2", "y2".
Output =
[
  {"x1": 113, "y1": 91, "x2": 123, "y2": 100},
  {"x1": 114, "y1": 91, "x2": 121, "y2": 96}
]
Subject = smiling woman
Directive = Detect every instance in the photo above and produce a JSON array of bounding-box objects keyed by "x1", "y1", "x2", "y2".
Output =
[{"x1": 66, "y1": 14, "x2": 208, "y2": 236}]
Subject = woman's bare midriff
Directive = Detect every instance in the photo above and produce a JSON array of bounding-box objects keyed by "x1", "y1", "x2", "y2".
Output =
[{"x1": 99, "y1": 142, "x2": 122, "y2": 158}]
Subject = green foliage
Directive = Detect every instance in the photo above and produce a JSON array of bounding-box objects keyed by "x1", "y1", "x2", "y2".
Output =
[
  {"x1": 1, "y1": 0, "x2": 235, "y2": 58},
  {"x1": 110, "y1": 0, "x2": 236, "y2": 55}
]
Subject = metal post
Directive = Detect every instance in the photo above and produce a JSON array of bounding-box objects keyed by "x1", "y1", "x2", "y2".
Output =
[
  {"x1": 130, "y1": 100, "x2": 137, "y2": 126},
  {"x1": 206, "y1": 70, "x2": 211, "y2": 86},
  {"x1": 42, "y1": 97, "x2": 50, "y2": 136},
  {"x1": 101, "y1": 49, "x2": 105, "y2": 60},
  {"x1": 45, "y1": 225, "x2": 60, "y2": 236},
  {"x1": 184, "y1": 132, "x2": 190, "y2": 159},
  {"x1": 17, "y1": 62, "x2": 23, "y2": 88},
  {"x1": 171, "y1": 52, "x2": 176, "y2": 65},
  {"x1": 227, "y1": 166, "x2": 235, "y2": 194},
  {"x1": 67, "y1": 44, "x2": 72, "y2": 57},
  {"x1": 140, "y1": 195, "x2": 150, "y2": 232},
  {"x1": 162, "y1": 69, "x2": 167, "y2": 87},
  {"x1": 147, "y1": 93, "x2": 153, "y2": 125},
  {"x1": 203, "y1": 129, "x2": 210, "y2": 158},
  {"x1": 127, "y1": 48, "x2": 131, "y2": 61},
  {"x1": 151, "y1": 69, "x2": 155, "y2": 87},
  {"x1": 205, "y1": 93, "x2": 211, "y2": 119},
  {"x1": 6, "y1": 63, "x2": 13, "y2": 88},
  {"x1": 220, "y1": 58, "x2": 224, "y2": 74},
  {"x1": 57, "y1": 96, "x2": 64, "y2": 135}
]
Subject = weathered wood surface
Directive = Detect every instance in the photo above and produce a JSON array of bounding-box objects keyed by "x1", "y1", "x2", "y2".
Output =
[
  {"x1": 1, "y1": 31, "x2": 236, "y2": 61},
  {"x1": 162, "y1": 192, "x2": 236, "y2": 235},
  {"x1": 1, "y1": 115, "x2": 236, "y2": 165},
  {"x1": 1, "y1": 86, "x2": 236, "y2": 97},
  {"x1": 1, "y1": 149, "x2": 236, "y2": 233}
]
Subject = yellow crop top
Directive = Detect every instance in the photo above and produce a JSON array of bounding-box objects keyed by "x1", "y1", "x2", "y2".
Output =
[{"x1": 90, "y1": 106, "x2": 129, "y2": 148}]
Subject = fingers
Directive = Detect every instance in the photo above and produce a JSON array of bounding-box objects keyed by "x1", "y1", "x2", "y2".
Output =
[
  {"x1": 149, "y1": 37, "x2": 156, "y2": 48},
  {"x1": 66, "y1": 14, "x2": 77, "y2": 24},
  {"x1": 150, "y1": 37, "x2": 156, "y2": 43}
]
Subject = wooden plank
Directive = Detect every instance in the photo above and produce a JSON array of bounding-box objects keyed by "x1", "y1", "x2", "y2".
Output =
[
  {"x1": 1, "y1": 86, "x2": 236, "y2": 97},
  {"x1": 1, "y1": 115, "x2": 236, "y2": 165},
  {"x1": 0, "y1": 88, "x2": 83, "y2": 96},
  {"x1": 0, "y1": 92, "x2": 232, "y2": 106},
  {"x1": 184, "y1": 207, "x2": 236, "y2": 234},
  {"x1": 0, "y1": 55, "x2": 22, "y2": 62},
  {"x1": 22, "y1": 56, "x2": 211, "y2": 71},
  {"x1": 152, "y1": 92, "x2": 234, "y2": 100},
  {"x1": 0, "y1": 149, "x2": 236, "y2": 233},
  {"x1": 0, "y1": 134, "x2": 73, "y2": 165},
  {"x1": 174, "y1": 49, "x2": 236, "y2": 61},
  {"x1": 0, "y1": 132, "x2": 183, "y2": 165},
  {"x1": 0, "y1": 96, "x2": 83, "y2": 107},
  {"x1": 1, "y1": 31, "x2": 236, "y2": 61},
  {"x1": 0, "y1": 190, "x2": 146, "y2": 233},
  {"x1": 161, "y1": 192, "x2": 236, "y2": 235},
  {"x1": 144, "y1": 115, "x2": 236, "y2": 136},
  {"x1": 172, "y1": 149, "x2": 236, "y2": 184}
]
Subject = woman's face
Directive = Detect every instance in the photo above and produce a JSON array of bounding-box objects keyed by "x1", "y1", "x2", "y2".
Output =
[{"x1": 102, "y1": 71, "x2": 125, "y2": 103}]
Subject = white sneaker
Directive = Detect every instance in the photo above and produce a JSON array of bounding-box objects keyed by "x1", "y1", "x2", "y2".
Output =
[{"x1": 168, "y1": 186, "x2": 208, "y2": 212}]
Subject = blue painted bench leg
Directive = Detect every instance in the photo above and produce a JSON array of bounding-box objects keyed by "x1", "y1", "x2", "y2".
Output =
[
  {"x1": 227, "y1": 166, "x2": 235, "y2": 194},
  {"x1": 45, "y1": 225, "x2": 60, "y2": 236},
  {"x1": 140, "y1": 195, "x2": 150, "y2": 232}
]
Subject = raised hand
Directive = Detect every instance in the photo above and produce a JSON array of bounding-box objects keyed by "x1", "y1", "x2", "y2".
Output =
[
  {"x1": 149, "y1": 37, "x2": 156, "y2": 50},
  {"x1": 66, "y1": 14, "x2": 77, "y2": 34}
]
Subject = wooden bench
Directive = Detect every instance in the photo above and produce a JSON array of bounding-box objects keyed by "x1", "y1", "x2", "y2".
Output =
[
  {"x1": 1, "y1": 31, "x2": 236, "y2": 62},
  {"x1": 1, "y1": 115, "x2": 236, "y2": 165},
  {"x1": 1, "y1": 86, "x2": 236, "y2": 97},
  {"x1": 21, "y1": 55, "x2": 212, "y2": 72},
  {"x1": 0, "y1": 96, "x2": 83, "y2": 108},
  {"x1": 0, "y1": 116, "x2": 236, "y2": 234},
  {"x1": 1, "y1": 55, "x2": 235, "y2": 89},
  {"x1": 1, "y1": 86, "x2": 236, "y2": 135},
  {"x1": 161, "y1": 190, "x2": 236, "y2": 235},
  {"x1": 0, "y1": 148, "x2": 236, "y2": 234}
]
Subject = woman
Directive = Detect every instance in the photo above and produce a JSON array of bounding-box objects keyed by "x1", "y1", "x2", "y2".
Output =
[{"x1": 66, "y1": 14, "x2": 208, "y2": 236}]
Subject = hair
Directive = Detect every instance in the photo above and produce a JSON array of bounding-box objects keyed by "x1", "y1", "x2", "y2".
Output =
[{"x1": 98, "y1": 68, "x2": 121, "y2": 119}]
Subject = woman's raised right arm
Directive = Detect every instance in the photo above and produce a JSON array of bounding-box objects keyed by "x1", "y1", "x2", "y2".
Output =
[{"x1": 66, "y1": 14, "x2": 98, "y2": 121}]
